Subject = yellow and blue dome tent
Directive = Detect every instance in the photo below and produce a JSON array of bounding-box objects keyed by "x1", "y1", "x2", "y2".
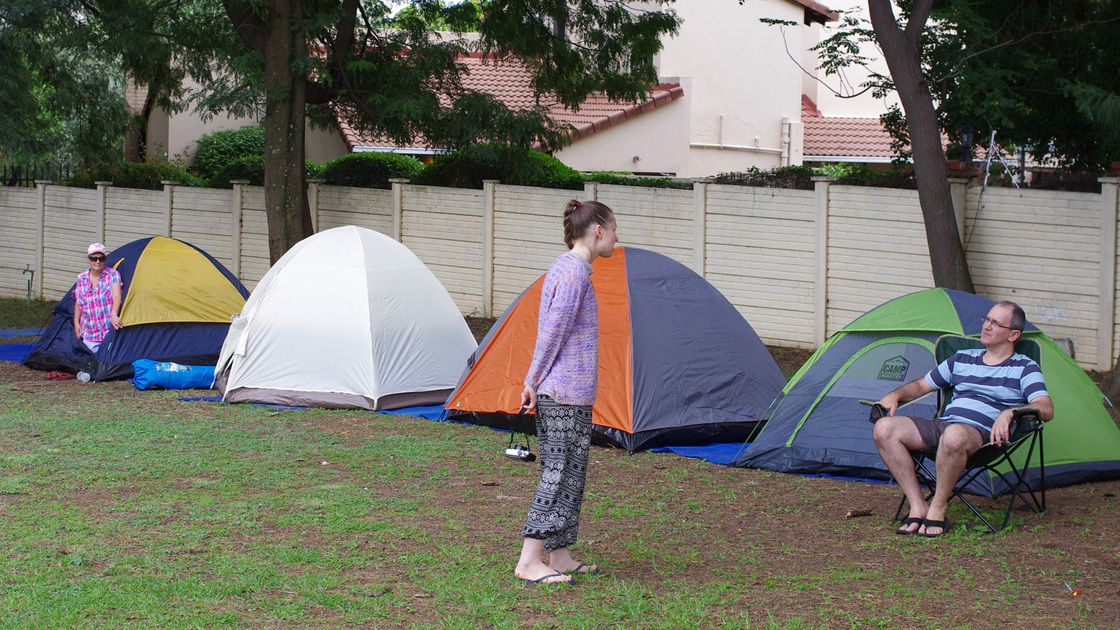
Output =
[
  {"x1": 24, "y1": 236, "x2": 249, "y2": 381},
  {"x1": 733, "y1": 288, "x2": 1120, "y2": 495}
]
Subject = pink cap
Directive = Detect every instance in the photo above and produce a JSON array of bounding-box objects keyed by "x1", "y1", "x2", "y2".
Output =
[{"x1": 87, "y1": 243, "x2": 108, "y2": 256}]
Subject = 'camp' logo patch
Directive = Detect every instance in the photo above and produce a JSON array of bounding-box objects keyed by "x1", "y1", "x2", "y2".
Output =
[{"x1": 878, "y1": 356, "x2": 909, "y2": 381}]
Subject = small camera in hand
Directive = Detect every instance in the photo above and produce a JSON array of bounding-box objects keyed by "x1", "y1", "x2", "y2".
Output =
[{"x1": 504, "y1": 445, "x2": 536, "y2": 462}]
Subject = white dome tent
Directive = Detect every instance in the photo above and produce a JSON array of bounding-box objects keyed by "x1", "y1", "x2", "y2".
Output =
[{"x1": 216, "y1": 226, "x2": 477, "y2": 410}]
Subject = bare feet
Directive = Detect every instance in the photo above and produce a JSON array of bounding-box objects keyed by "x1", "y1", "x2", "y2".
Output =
[
  {"x1": 895, "y1": 513, "x2": 926, "y2": 535},
  {"x1": 917, "y1": 515, "x2": 950, "y2": 537},
  {"x1": 909, "y1": 502, "x2": 950, "y2": 537},
  {"x1": 551, "y1": 561, "x2": 599, "y2": 575},
  {"x1": 546, "y1": 546, "x2": 600, "y2": 576},
  {"x1": 514, "y1": 563, "x2": 572, "y2": 584}
]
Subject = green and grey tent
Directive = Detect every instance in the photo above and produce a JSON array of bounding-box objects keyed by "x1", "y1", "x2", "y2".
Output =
[{"x1": 733, "y1": 288, "x2": 1120, "y2": 496}]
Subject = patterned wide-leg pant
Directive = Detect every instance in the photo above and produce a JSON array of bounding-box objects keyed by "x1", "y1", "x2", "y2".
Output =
[{"x1": 522, "y1": 396, "x2": 593, "y2": 551}]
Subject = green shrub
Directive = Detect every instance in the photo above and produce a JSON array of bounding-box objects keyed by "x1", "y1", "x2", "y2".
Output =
[
  {"x1": 68, "y1": 161, "x2": 204, "y2": 190},
  {"x1": 711, "y1": 164, "x2": 919, "y2": 190},
  {"x1": 208, "y1": 158, "x2": 328, "y2": 188},
  {"x1": 710, "y1": 166, "x2": 818, "y2": 190},
  {"x1": 306, "y1": 161, "x2": 326, "y2": 180},
  {"x1": 208, "y1": 155, "x2": 265, "y2": 188},
  {"x1": 584, "y1": 172, "x2": 693, "y2": 190},
  {"x1": 192, "y1": 126, "x2": 266, "y2": 180},
  {"x1": 320, "y1": 152, "x2": 424, "y2": 189},
  {"x1": 835, "y1": 165, "x2": 917, "y2": 189},
  {"x1": 414, "y1": 144, "x2": 582, "y2": 190},
  {"x1": 525, "y1": 150, "x2": 583, "y2": 189}
]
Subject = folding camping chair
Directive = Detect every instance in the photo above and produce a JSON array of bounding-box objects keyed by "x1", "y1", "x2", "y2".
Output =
[{"x1": 869, "y1": 334, "x2": 1047, "y2": 533}]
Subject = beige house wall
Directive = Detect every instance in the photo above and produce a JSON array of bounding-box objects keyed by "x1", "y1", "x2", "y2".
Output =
[
  {"x1": 146, "y1": 77, "x2": 349, "y2": 166},
  {"x1": 553, "y1": 87, "x2": 692, "y2": 175},
  {"x1": 653, "y1": 0, "x2": 812, "y2": 176},
  {"x1": 6, "y1": 178, "x2": 1120, "y2": 371},
  {"x1": 151, "y1": 111, "x2": 348, "y2": 166},
  {"x1": 801, "y1": 0, "x2": 900, "y2": 118},
  {"x1": 146, "y1": 103, "x2": 260, "y2": 163},
  {"x1": 306, "y1": 125, "x2": 350, "y2": 164}
]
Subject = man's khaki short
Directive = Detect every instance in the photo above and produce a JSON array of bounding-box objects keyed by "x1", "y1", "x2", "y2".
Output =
[{"x1": 911, "y1": 417, "x2": 990, "y2": 451}]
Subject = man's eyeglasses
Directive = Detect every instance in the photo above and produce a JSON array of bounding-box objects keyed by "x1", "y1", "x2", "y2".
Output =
[
  {"x1": 981, "y1": 315, "x2": 1014, "y2": 331},
  {"x1": 88, "y1": 255, "x2": 106, "y2": 262}
]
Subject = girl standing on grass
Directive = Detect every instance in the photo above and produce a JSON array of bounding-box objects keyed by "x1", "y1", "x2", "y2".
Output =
[{"x1": 514, "y1": 199, "x2": 617, "y2": 586}]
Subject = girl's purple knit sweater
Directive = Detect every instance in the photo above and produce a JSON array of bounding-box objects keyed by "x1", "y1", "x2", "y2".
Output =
[{"x1": 524, "y1": 252, "x2": 598, "y2": 406}]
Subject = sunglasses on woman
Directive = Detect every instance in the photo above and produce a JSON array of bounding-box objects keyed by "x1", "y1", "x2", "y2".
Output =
[{"x1": 88, "y1": 255, "x2": 106, "y2": 262}]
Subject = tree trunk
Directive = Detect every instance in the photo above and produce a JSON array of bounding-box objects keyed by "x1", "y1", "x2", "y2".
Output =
[
  {"x1": 261, "y1": 0, "x2": 313, "y2": 264},
  {"x1": 868, "y1": 0, "x2": 974, "y2": 293},
  {"x1": 224, "y1": 0, "x2": 314, "y2": 263}
]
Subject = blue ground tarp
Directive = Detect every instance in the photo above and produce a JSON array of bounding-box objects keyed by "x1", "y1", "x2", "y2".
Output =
[
  {"x1": 377, "y1": 405, "x2": 446, "y2": 420},
  {"x1": 0, "y1": 343, "x2": 33, "y2": 363},
  {"x1": 179, "y1": 395, "x2": 305, "y2": 410},
  {"x1": 649, "y1": 442, "x2": 893, "y2": 482},
  {"x1": 649, "y1": 442, "x2": 745, "y2": 466},
  {"x1": 0, "y1": 328, "x2": 43, "y2": 339},
  {"x1": 1, "y1": 327, "x2": 39, "y2": 363},
  {"x1": 178, "y1": 396, "x2": 445, "y2": 419}
]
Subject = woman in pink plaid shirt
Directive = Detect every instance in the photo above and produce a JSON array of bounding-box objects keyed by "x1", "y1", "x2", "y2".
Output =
[{"x1": 72, "y1": 243, "x2": 123, "y2": 354}]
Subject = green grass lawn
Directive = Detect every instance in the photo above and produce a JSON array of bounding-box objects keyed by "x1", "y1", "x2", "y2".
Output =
[
  {"x1": 1, "y1": 294, "x2": 1118, "y2": 629},
  {"x1": 0, "y1": 297, "x2": 55, "y2": 330},
  {"x1": 0, "y1": 367, "x2": 1116, "y2": 629}
]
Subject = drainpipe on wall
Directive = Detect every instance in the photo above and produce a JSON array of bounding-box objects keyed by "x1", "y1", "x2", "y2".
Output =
[
  {"x1": 690, "y1": 113, "x2": 785, "y2": 155},
  {"x1": 781, "y1": 117, "x2": 791, "y2": 167}
]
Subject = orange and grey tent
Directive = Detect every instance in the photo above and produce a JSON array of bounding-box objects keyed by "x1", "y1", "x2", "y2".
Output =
[{"x1": 444, "y1": 246, "x2": 786, "y2": 452}]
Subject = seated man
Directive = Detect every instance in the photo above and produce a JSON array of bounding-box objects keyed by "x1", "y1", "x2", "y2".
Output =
[{"x1": 873, "y1": 300, "x2": 1053, "y2": 537}]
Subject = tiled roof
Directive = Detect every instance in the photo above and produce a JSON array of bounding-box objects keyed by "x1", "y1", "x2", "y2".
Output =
[
  {"x1": 338, "y1": 54, "x2": 684, "y2": 152},
  {"x1": 801, "y1": 95, "x2": 895, "y2": 161}
]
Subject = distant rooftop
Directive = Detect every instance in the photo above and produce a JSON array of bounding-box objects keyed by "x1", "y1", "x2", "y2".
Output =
[
  {"x1": 338, "y1": 54, "x2": 685, "y2": 154},
  {"x1": 801, "y1": 95, "x2": 895, "y2": 163}
]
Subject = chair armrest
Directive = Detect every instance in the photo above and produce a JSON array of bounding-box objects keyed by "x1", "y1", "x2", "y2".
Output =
[
  {"x1": 859, "y1": 399, "x2": 888, "y2": 423},
  {"x1": 1009, "y1": 407, "x2": 1044, "y2": 439}
]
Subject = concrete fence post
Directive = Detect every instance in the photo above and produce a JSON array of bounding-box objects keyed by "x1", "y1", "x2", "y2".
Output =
[
  {"x1": 95, "y1": 182, "x2": 111, "y2": 244},
  {"x1": 812, "y1": 176, "x2": 837, "y2": 346},
  {"x1": 230, "y1": 180, "x2": 248, "y2": 281},
  {"x1": 482, "y1": 180, "x2": 499, "y2": 318},
  {"x1": 1098, "y1": 177, "x2": 1119, "y2": 371},
  {"x1": 583, "y1": 181, "x2": 599, "y2": 202},
  {"x1": 34, "y1": 180, "x2": 50, "y2": 298},
  {"x1": 692, "y1": 181, "x2": 708, "y2": 277},
  {"x1": 160, "y1": 180, "x2": 177, "y2": 237},
  {"x1": 307, "y1": 178, "x2": 324, "y2": 233},
  {"x1": 948, "y1": 177, "x2": 969, "y2": 247},
  {"x1": 389, "y1": 179, "x2": 408, "y2": 243}
]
